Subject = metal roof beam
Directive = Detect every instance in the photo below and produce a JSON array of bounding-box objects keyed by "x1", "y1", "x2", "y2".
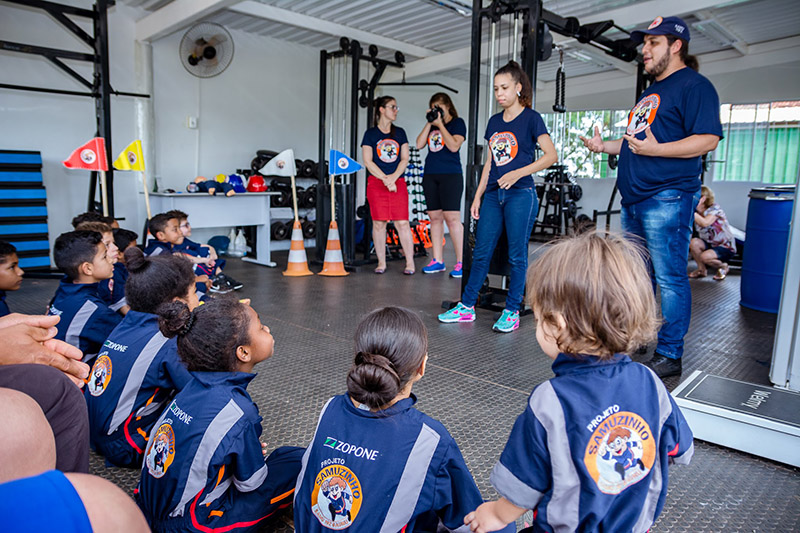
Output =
[
  {"x1": 229, "y1": 0, "x2": 437, "y2": 58},
  {"x1": 135, "y1": 0, "x2": 240, "y2": 42}
]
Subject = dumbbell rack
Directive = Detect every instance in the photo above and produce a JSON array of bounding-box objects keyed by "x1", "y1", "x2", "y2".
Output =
[
  {"x1": 385, "y1": 147, "x2": 428, "y2": 259},
  {"x1": 532, "y1": 165, "x2": 583, "y2": 240}
]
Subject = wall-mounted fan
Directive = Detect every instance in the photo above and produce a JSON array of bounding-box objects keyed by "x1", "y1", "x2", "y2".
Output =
[{"x1": 179, "y1": 22, "x2": 234, "y2": 78}]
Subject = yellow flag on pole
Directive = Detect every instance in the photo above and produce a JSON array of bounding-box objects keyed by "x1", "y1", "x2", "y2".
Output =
[{"x1": 112, "y1": 140, "x2": 145, "y2": 171}]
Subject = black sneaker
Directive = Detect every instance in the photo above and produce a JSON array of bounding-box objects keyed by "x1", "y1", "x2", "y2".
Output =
[
  {"x1": 209, "y1": 278, "x2": 233, "y2": 294},
  {"x1": 220, "y1": 274, "x2": 243, "y2": 290},
  {"x1": 644, "y1": 353, "x2": 682, "y2": 379}
]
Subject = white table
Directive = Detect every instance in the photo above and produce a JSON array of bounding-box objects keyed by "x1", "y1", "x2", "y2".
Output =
[{"x1": 149, "y1": 192, "x2": 279, "y2": 267}]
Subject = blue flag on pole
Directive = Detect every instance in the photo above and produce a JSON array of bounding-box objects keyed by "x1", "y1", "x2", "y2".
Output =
[{"x1": 329, "y1": 150, "x2": 362, "y2": 175}]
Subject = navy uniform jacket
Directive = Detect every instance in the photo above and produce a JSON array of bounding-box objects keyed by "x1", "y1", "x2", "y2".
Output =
[
  {"x1": 86, "y1": 311, "x2": 192, "y2": 468},
  {"x1": 137, "y1": 372, "x2": 296, "y2": 531},
  {"x1": 98, "y1": 263, "x2": 129, "y2": 313},
  {"x1": 294, "y1": 394, "x2": 502, "y2": 533},
  {"x1": 492, "y1": 354, "x2": 694, "y2": 533},
  {"x1": 144, "y1": 240, "x2": 173, "y2": 257},
  {"x1": 48, "y1": 277, "x2": 123, "y2": 362},
  {"x1": 0, "y1": 290, "x2": 9, "y2": 318}
]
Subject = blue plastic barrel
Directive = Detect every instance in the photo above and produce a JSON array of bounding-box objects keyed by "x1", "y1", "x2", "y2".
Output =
[{"x1": 740, "y1": 186, "x2": 795, "y2": 313}]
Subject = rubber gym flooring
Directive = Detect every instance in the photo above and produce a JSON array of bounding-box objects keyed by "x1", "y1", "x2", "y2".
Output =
[{"x1": 9, "y1": 248, "x2": 800, "y2": 532}]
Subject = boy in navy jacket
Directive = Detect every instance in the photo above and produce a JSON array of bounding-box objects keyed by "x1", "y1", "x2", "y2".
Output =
[
  {"x1": 48, "y1": 230, "x2": 122, "y2": 363},
  {"x1": 465, "y1": 233, "x2": 694, "y2": 533},
  {"x1": 76, "y1": 221, "x2": 129, "y2": 316},
  {"x1": 0, "y1": 241, "x2": 24, "y2": 317},
  {"x1": 145, "y1": 213, "x2": 215, "y2": 297}
]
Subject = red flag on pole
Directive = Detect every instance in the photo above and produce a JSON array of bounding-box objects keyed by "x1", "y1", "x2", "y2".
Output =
[{"x1": 62, "y1": 137, "x2": 108, "y2": 171}]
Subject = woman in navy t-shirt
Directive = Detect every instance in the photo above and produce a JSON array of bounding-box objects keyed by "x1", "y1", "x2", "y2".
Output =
[
  {"x1": 415, "y1": 92, "x2": 467, "y2": 278},
  {"x1": 361, "y1": 96, "x2": 415, "y2": 274},
  {"x1": 438, "y1": 61, "x2": 557, "y2": 333}
]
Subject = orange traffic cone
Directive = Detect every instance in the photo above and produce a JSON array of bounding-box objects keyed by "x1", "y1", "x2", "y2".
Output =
[
  {"x1": 319, "y1": 221, "x2": 349, "y2": 276},
  {"x1": 283, "y1": 221, "x2": 314, "y2": 277}
]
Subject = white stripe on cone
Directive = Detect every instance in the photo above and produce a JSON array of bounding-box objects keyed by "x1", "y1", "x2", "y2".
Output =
[
  {"x1": 323, "y1": 248, "x2": 343, "y2": 262},
  {"x1": 288, "y1": 249, "x2": 308, "y2": 262}
]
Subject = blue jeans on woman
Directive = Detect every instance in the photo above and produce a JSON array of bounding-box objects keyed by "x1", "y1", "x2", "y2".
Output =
[
  {"x1": 461, "y1": 187, "x2": 538, "y2": 312},
  {"x1": 621, "y1": 188, "x2": 700, "y2": 360}
]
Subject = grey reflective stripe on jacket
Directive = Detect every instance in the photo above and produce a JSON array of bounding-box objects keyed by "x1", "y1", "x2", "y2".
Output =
[
  {"x1": 109, "y1": 297, "x2": 127, "y2": 312},
  {"x1": 379, "y1": 423, "x2": 440, "y2": 533},
  {"x1": 170, "y1": 399, "x2": 244, "y2": 517},
  {"x1": 108, "y1": 331, "x2": 170, "y2": 434},
  {"x1": 67, "y1": 300, "x2": 97, "y2": 357},
  {"x1": 294, "y1": 398, "x2": 333, "y2": 505}
]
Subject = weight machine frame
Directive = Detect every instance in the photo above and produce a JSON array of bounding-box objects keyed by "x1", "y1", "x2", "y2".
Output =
[{"x1": 0, "y1": 0, "x2": 148, "y2": 218}]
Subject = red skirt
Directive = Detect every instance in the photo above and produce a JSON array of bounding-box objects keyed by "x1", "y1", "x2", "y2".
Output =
[{"x1": 366, "y1": 175, "x2": 409, "y2": 221}]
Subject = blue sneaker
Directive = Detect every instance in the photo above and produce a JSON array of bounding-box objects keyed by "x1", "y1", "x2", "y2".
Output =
[
  {"x1": 449, "y1": 261, "x2": 463, "y2": 278},
  {"x1": 438, "y1": 303, "x2": 476, "y2": 323},
  {"x1": 492, "y1": 309, "x2": 520, "y2": 332},
  {"x1": 422, "y1": 259, "x2": 446, "y2": 274}
]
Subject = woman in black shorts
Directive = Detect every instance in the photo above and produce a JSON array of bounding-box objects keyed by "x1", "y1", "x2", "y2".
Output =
[{"x1": 415, "y1": 93, "x2": 466, "y2": 278}]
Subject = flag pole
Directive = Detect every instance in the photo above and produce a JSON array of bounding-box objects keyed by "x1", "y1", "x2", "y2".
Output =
[
  {"x1": 141, "y1": 171, "x2": 152, "y2": 219},
  {"x1": 291, "y1": 174, "x2": 299, "y2": 224},
  {"x1": 100, "y1": 170, "x2": 109, "y2": 217},
  {"x1": 330, "y1": 174, "x2": 335, "y2": 225}
]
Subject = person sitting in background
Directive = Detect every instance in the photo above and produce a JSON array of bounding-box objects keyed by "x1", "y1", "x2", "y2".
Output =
[
  {"x1": 71, "y1": 211, "x2": 118, "y2": 229},
  {"x1": 0, "y1": 241, "x2": 24, "y2": 317},
  {"x1": 689, "y1": 185, "x2": 736, "y2": 281},
  {"x1": 167, "y1": 209, "x2": 242, "y2": 291},
  {"x1": 113, "y1": 228, "x2": 139, "y2": 257},
  {"x1": 48, "y1": 231, "x2": 122, "y2": 363},
  {"x1": 76, "y1": 221, "x2": 128, "y2": 316}
]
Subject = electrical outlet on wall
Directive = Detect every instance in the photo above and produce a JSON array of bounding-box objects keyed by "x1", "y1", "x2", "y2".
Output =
[{"x1": 187, "y1": 116, "x2": 198, "y2": 129}]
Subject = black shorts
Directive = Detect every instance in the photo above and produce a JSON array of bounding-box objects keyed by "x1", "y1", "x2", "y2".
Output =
[
  {"x1": 422, "y1": 173, "x2": 463, "y2": 212},
  {"x1": 704, "y1": 241, "x2": 735, "y2": 262}
]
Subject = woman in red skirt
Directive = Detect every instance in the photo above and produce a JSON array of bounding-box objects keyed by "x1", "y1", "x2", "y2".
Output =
[{"x1": 361, "y1": 96, "x2": 415, "y2": 274}]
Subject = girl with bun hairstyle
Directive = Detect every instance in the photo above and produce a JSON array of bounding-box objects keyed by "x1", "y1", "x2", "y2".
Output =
[
  {"x1": 439, "y1": 61, "x2": 557, "y2": 333},
  {"x1": 136, "y1": 298, "x2": 303, "y2": 532},
  {"x1": 294, "y1": 306, "x2": 514, "y2": 533},
  {"x1": 86, "y1": 247, "x2": 197, "y2": 468}
]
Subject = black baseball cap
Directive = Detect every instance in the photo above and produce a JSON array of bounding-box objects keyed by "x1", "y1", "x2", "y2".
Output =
[{"x1": 630, "y1": 16, "x2": 691, "y2": 43}]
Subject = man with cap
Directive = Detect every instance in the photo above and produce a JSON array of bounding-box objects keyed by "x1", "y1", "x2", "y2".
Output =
[{"x1": 580, "y1": 16, "x2": 723, "y2": 379}]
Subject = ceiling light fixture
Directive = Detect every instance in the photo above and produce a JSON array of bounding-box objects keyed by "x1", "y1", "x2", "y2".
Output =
[{"x1": 692, "y1": 19, "x2": 740, "y2": 47}]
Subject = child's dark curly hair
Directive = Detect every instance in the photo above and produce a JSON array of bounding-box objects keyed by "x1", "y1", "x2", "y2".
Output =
[{"x1": 157, "y1": 299, "x2": 251, "y2": 372}]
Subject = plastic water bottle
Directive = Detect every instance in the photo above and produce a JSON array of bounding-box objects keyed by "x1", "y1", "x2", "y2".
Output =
[
  {"x1": 233, "y1": 229, "x2": 247, "y2": 257},
  {"x1": 226, "y1": 228, "x2": 240, "y2": 257}
]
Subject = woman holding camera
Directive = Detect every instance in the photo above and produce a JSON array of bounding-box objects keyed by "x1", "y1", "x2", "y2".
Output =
[
  {"x1": 362, "y1": 95, "x2": 415, "y2": 274},
  {"x1": 415, "y1": 93, "x2": 467, "y2": 278}
]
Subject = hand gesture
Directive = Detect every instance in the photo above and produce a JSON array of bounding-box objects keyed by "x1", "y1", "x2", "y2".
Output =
[
  {"x1": 623, "y1": 127, "x2": 660, "y2": 156},
  {"x1": 0, "y1": 314, "x2": 89, "y2": 387},
  {"x1": 464, "y1": 502, "x2": 509, "y2": 533},
  {"x1": 579, "y1": 126, "x2": 605, "y2": 153},
  {"x1": 496, "y1": 171, "x2": 520, "y2": 190}
]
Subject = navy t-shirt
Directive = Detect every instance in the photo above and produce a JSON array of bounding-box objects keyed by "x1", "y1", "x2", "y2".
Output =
[
  {"x1": 618, "y1": 67, "x2": 722, "y2": 206},
  {"x1": 424, "y1": 117, "x2": 466, "y2": 175},
  {"x1": 484, "y1": 107, "x2": 549, "y2": 191},
  {"x1": 360, "y1": 126, "x2": 409, "y2": 176}
]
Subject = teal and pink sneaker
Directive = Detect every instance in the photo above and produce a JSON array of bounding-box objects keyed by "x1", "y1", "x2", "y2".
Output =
[
  {"x1": 438, "y1": 302, "x2": 476, "y2": 323},
  {"x1": 492, "y1": 309, "x2": 519, "y2": 332}
]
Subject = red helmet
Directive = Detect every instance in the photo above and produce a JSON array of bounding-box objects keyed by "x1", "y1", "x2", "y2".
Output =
[{"x1": 246, "y1": 174, "x2": 267, "y2": 192}]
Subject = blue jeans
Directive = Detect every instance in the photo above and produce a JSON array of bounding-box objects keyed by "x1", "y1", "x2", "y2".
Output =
[
  {"x1": 621, "y1": 189, "x2": 700, "y2": 360},
  {"x1": 462, "y1": 187, "x2": 537, "y2": 312}
]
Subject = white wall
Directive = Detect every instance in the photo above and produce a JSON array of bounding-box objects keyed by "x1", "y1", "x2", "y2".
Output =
[{"x1": 0, "y1": 1, "x2": 142, "y2": 250}]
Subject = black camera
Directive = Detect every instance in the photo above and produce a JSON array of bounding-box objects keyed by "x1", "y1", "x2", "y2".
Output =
[{"x1": 426, "y1": 106, "x2": 443, "y2": 123}]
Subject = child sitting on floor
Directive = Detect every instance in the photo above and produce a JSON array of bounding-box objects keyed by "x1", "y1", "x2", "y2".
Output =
[
  {"x1": 86, "y1": 246, "x2": 198, "y2": 468},
  {"x1": 144, "y1": 213, "x2": 215, "y2": 297},
  {"x1": 294, "y1": 306, "x2": 514, "y2": 533},
  {"x1": 113, "y1": 228, "x2": 139, "y2": 257},
  {"x1": 136, "y1": 298, "x2": 303, "y2": 532},
  {"x1": 49, "y1": 230, "x2": 122, "y2": 363},
  {"x1": 76, "y1": 221, "x2": 128, "y2": 316},
  {"x1": 463, "y1": 232, "x2": 694, "y2": 533},
  {"x1": 0, "y1": 241, "x2": 24, "y2": 317},
  {"x1": 167, "y1": 209, "x2": 242, "y2": 291}
]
